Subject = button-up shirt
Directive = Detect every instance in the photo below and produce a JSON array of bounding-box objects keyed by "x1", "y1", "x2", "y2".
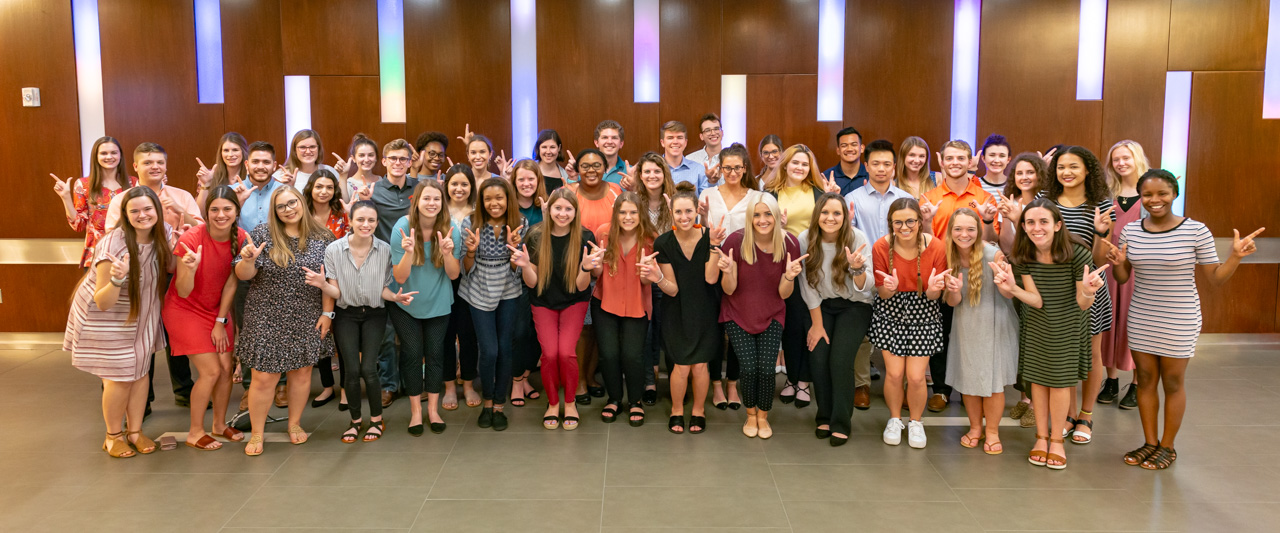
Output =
[
  {"x1": 372, "y1": 175, "x2": 419, "y2": 244},
  {"x1": 231, "y1": 179, "x2": 283, "y2": 233},
  {"x1": 667, "y1": 155, "x2": 711, "y2": 196},
  {"x1": 323, "y1": 235, "x2": 393, "y2": 309},
  {"x1": 823, "y1": 163, "x2": 869, "y2": 196},
  {"x1": 685, "y1": 147, "x2": 720, "y2": 168},
  {"x1": 845, "y1": 182, "x2": 912, "y2": 244}
]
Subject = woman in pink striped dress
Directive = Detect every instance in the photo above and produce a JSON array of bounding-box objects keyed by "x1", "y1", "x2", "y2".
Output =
[{"x1": 64, "y1": 187, "x2": 174, "y2": 458}]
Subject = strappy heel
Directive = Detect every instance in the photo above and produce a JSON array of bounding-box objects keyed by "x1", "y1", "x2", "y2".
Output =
[
  {"x1": 103, "y1": 431, "x2": 135, "y2": 458},
  {"x1": 1028, "y1": 434, "x2": 1048, "y2": 466}
]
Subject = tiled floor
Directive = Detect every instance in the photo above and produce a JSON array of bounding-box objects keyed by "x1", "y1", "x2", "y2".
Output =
[{"x1": 3, "y1": 333, "x2": 1280, "y2": 532}]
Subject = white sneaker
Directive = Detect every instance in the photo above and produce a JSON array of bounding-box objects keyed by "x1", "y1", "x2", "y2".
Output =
[
  {"x1": 907, "y1": 420, "x2": 927, "y2": 449},
  {"x1": 883, "y1": 418, "x2": 905, "y2": 445}
]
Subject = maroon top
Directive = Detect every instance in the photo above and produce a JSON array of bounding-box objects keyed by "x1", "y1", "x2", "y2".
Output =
[{"x1": 717, "y1": 229, "x2": 801, "y2": 334}]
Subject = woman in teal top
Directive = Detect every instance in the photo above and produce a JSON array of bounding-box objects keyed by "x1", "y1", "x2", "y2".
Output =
[{"x1": 389, "y1": 180, "x2": 463, "y2": 436}]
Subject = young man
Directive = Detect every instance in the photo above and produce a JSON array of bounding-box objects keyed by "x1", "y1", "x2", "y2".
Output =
[
  {"x1": 921, "y1": 139, "x2": 999, "y2": 412},
  {"x1": 413, "y1": 131, "x2": 449, "y2": 180},
  {"x1": 685, "y1": 113, "x2": 723, "y2": 185},
  {"x1": 372, "y1": 139, "x2": 420, "y2": 407},
  {"x1": 594, "y1": 120, "x2": 628, "y2": 185},
  {"x1": 823, "y1": 126, "x2": 870, "y2": 196},
  {"x1": 845, "y1": 140, "x2": 912, "y2": 409},
  {"x1": 976, "y1": 133, "x2": 1011, "y2": 197},
  {"x1": 659, "y1": 121, "x2": 711, "y2": 195}
]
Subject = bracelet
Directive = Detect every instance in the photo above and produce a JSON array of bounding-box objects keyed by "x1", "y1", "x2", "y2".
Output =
[
  {"x1": 850, "y1": 266, "x2": 866, "y2": 276},
  {"x1": 110, "y1": 276, "x2": 126, "y2": 287},
  {"x1": 1093, "y1": 228, "x2": 1110, "y2": 237},
  {"x1": 581, "y1": 264, "x2": 593, "y2": 272},
  {"x1": 982, "y1": 218, "x2": 994, "y2": 224},
  {"x1": 655, "y1": 270, "x2": 665, "y2": 285}
]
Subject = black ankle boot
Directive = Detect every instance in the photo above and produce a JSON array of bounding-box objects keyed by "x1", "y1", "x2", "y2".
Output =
[{"x1": 1096, "y1": 377, "x2": 1120, "y2": 404}]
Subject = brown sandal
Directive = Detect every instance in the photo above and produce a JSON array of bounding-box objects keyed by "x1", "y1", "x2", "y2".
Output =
[
  {"x1": 1140, "y1": 446, "x2": 1177, "y2": 470},
  {"x1": 103, "y1": 431, "x2": 135, "y2": 458},
  {"x1": 185, "y1": 434, "x2": 222, "y2": 451},
  {"x1": 1124, "y1": 443, "x2": 1159, "y2": 466},
  {"x1": 219, "y1": 426, "x2": 245, "y2": 442},
  {"x1": 1028, "y1": 434, "x2": 1048, "y2": 466},
  {"x1": 288, "y1": 424, "x2": 308, "y2": 445},
  {"x1": 1046, "y1": 437, "x2": 1067, "y2": 470},
  {"x1": 127, "y1": 431, "x2": 157, "y2": 454},
  {"x1": 244, "y1": 434, "x2": 264, "y2": 456}
]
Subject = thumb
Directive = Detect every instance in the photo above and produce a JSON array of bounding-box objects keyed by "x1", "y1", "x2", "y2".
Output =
[
  {"x1": 1233, "y1": 228, "x2": 1240, "y2": 241},
  {"x1": 319, "y1": 265, "x2": 325, "y2": 276},
  {"x1": 929, "y1": 268, "x2": 936, "y2": 280},
  {"x1": 196, "y1": 245, "x2": 203, "y2": 256}
]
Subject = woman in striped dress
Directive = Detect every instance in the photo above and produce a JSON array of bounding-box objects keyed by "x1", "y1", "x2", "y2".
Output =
[
  {"x1": 992, "y1": 198, "x2": 1104, "y2": 470},
  {"x1": 64, "y1": 187, "x2": 173, "y2": 458},
  {"x1": 1046, "y1": 146, "x2": 1115, "y2": 444},
  {"x1": 1108, "y1": 170, "x2": 1263, "y2": 470}
]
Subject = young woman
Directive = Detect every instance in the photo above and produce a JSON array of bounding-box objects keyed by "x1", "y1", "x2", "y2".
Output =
[
  {"x1": 635, "y1": 153, "x2": 676, "y2": 404},
  {"x1": 163, "y1": 186, "x2": 247, "y2": 450},
  {"x1": 976, "y1": 134, "x2": 1011, "y2": 197},
  {"x1": 508, "y1": 161, "x2": 545, "y2": 407},
  {"x1": 1109, "y1": 170, "x2": 1261, "y2": 470},
  {"x1": 195, "y1": 132, "x2": 249, "y2": 209},
  {"x1": 466, "y1": 135, "x2": 497, "y2": 183},
  {"x1": 699, "y1": 144, "x2": 761, "y2": 409},
  {"x1": 997, "y1": 153, "x2": 1050, "y2": 258},
  {"x1": 65, "y1": 187, "x2": 172, "y2": 458},
  {"x1": 335, "y1": 134, "x2": 380, "y2": 201},
  {"x1": 1097, "y1": 140, "x2": 1151, "y2": 409},
  {"x1": 571, "y1": 149, "x2": 622, "y2": 404},
  {"x1": 756, "y1": 135, "x2": 783, "y2": 187},
  {"x1": 441, "y1": 164, "x2": 481, "y2": 410},
  {"x1": 278, "y1": 129, "x2": 337, "y2": 191},
  {"x1": 513, "y1": 160, "x2": 549, "y2": 226},
  {"x1": 871, "y1": 198, "x2": 947, "y2": 449},
  {"x1": 534, "y1": 129, "x2": 570, "y2": 189},
  {"x1": 1046, "y1": 146, "x2": 1115, "y2": 445},
  {"x1": 233, "y1": 186, "x2": 336, "y2": 455},
  {"x1": 639, "y1": 183, "x2": 721, "y2": 434},
  {"x1": 896, "y1": 136, "x2": 938, "y2": 200},
  {"x1": 992, "y1": 198, "x2": 1102, "y2": 470},
  {"x1": 459, "y1": 177, "x2": 526, "y2": 431},
  {"x1": 515, "y1": 188, "x2": 598, "y2": 430},
  {"x1": 799, "y1": 193, "x2": 873, "y2": 446},
  {"x1": 943, "y1": 208, "x2": 1019, "y2": 455},
  {"x1": 715, "y1": 193, "x2": 803, "y2": 439},
  {"x1": 302, "y1": 169, "x2": 349, "y2": 407},
  {"x1": 52, "y1": 135, "x2": 136, "y2": 268}
]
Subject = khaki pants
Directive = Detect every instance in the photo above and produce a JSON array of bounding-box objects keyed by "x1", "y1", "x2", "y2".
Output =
[{"x1": 855, "y1": 340, "x2": 876, "y2": 388}]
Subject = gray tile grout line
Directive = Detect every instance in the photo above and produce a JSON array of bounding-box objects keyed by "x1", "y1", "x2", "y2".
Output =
[
  {"x1": 925, "y1": 446, "x2": 988, "y2": 532},
  {"x1": 0, "y1": 347, "x2": 62, "y2": 377},
  {"x1": 598, "y1": 420, "x2": 610, "y2": 533},
  {"x1": 763, "y1": 441, "x2": 797, "y2": 533},
  {"x1": 406, "y1": 414, "x2": 462, "y2": 532}
]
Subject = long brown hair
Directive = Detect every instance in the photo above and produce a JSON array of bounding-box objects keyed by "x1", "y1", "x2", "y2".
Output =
[
  {"x1": 943, "y1": 208, "x2": 984, "y2": 306},
  {"x1": 113, "y1": 187, "x2": 172, "y2": 323},
  {"x1": 886, "y1": 197, "x2": 926, "y2": 295},
  {"x1": 266, "y1": 186, "x2": 331, "y2": 267},
  {"x1": 803, "y1": 193, "x2": 855, "y2": 292},
  {"x1": 1011, "y1": 198, "x2": 1084, "y2": 265},
  {"x1": 285, "y1": 129, "x2": 322, "y2": 173},
  {"x1": 408, "y1": 180, "x2": 453, "y2": 268},
  {"x1": 531, "y1": 188, "x2": 584, "y2": 295},
  {"x1": 302, "y1": 169, "x2": 344, "y2": 216},
  {"x1": 471, "y1": 177, "x2": 523, "y2": 232},
  {"x1": 634, "y1": 153, "x2": 675, "y2": 232},
  {"x1": 210, "y1": 132, "x2": 248, "y2": 187},
  {"x1": 87, "y1": 136, "x2": 126, "y2": 203},
  {"x1": 603, "y1": 192, "x2": 656, "y2": 276},
  {"x1": 721, "y1": 143, "x2": 759, "y2": 191}
]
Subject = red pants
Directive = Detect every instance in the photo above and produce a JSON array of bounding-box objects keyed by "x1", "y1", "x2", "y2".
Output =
[{"x1": 531, "y1": 302, "x2": 589, "y2": 406}]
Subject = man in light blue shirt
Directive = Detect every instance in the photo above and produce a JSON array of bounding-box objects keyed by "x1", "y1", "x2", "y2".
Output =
[
  {"x1": 232, "y1": 141, "x2": 292, "y2": 232},
  {"x1": 660, "y1": 121, "x2": 711, "y2": 195},
  {"x1": 845, "y1": 139, "x2": 911, "y2": 244}
]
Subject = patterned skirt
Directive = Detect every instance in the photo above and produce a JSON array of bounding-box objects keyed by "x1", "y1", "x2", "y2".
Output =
[{"x1": 869, "y1": 291, "x2": 944, "y2": 357}]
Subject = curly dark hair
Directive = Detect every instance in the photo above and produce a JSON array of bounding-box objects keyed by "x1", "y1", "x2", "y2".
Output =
[{"x1": 1045, "y1": 145, "x2": 1108, "y2": 208}]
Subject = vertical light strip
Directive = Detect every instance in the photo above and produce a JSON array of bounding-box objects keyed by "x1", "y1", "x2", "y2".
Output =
[
  {"x1": 511, "y1": 0, "x2": 538, "y2": 157},
  {"x1": 71, "y1": 0, "x2": 106, "y2": 176},
  {"x1": 949, "y1": 0, "x2": 981, "y2": 146},
  {"x1": 377, "y1": 0, "x2": 406, "y2": 123},
  {"x1": 816, "y1": 0, "x2": 845, "y2": 120},
  {"x1": 285, "y1": 76, "x2": 312, "y2": 142},
  {"x1": 633, "y1": 0, "x2": 659, "y2": 103},
  {"x1": 1263, "y1": 0, "x2": 1280, "y2": 117},
  {"x1": 720, "y1": 75, "x2": 747, "y2": 148},
  {"x1": 194, "y1": 0, "x2": 224, "y2": 104},
  {"x1": 1075, "y1": 0, "x2": 1107, "y2": 100},
  {"x1": 1160, "y1": 71, "x2": 1192, "y2": 216}
]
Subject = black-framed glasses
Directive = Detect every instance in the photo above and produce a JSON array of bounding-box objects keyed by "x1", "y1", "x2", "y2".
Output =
[
  {"x1": 722, "y1": 165, "x2": 745, "y2": 175},
  {"x1": 761, "y1": 149, "x2": 780, "y2": 157},
  {"x1": 701, "y1": 126, "x2": 722, "y2": 134},
  {"x1": 891, "y1": 218, "x2": 919, "y2": 228},
  {"x1": 275, "y1": 198, "x2": 301, "y2": 212},
  {"x1": 425, "y1": 151, "x2": 444, "y2": 160},
  {"x1": 578, "y1": 162, "x2": 605, "y2": 171}
]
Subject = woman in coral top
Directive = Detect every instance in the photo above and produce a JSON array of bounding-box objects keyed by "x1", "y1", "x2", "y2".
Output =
[{"x1": 52, "y1": 136, "x2": 136, "y2": 268}]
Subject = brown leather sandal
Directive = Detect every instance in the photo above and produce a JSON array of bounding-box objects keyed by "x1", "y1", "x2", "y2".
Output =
[
  {"x1": 103, "y1": 431, "x2": 135, "y2": 458},
  {"x1": 185, "y1": 434, "x2": 222, "y2": 451},
  {"x1": 1028, "y1": 434, "x2": 1048, "y2": 466},
  {"x1": 127, "y1": 431, "x2": 157, "y2": 454},
  {"x1": 1046, "y1": 437, "x2": 1067, "y2": 470},
  {"x1": 1124, "y1": 443, "x2": 1159, "y2": 466}
]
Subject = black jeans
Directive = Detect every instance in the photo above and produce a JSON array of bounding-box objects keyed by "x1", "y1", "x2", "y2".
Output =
[
  {"x1": 443, "y1": 279, "x2": 479, "y2": 382},
  {"x1": 642, "y1": 289, "x2": 664, "y2": 385},
  {"x1": 511, "y1": 288, "x2": 541, "y2": 376},
  {"x1": 782, "y1": 289, "x2": 812, "y2": 383},
  {"x1": 591, "y1": 298, "x2": 649, "y2": 406},
  {"x1": 809, "y1": 299, "x2": 872, "y2": 436},
  {"x1": 932, "y1": 303, "x2": 955, "y2": 398},
  {"x1": 334, "y1": 305, "x2": 386, "y2": 421},
  {"x1": 709, "y1": 330, "x2": 741, "y2": 382},
  {"x1": 388, "y1": 305, "x2": 450, "y2": 397}
]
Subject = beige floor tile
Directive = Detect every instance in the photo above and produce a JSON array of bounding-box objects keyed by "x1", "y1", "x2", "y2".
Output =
[
  {"x1": 428, "y1": 459, "x2": 605, "y2": 500},
  {"x1": 411, "y1": 499, "x2": 602, "y2": 532},
  {"x1": 602, "y1": 486, "x2": 788, "y2": 528}
]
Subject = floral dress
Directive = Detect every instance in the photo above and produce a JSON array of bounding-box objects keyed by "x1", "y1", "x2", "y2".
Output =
[{"x1": 68, "y1": 176, "x2": 137, "y2": 267}]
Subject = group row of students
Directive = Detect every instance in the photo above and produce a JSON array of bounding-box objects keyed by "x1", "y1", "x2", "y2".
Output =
[{"x1": 56, "y1": 118, "x2": 1262, "y2": 471}]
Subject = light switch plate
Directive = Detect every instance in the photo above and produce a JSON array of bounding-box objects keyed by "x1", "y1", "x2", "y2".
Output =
[{"x1": 22, "y1": 87, "x2": 40, "y2": 107}]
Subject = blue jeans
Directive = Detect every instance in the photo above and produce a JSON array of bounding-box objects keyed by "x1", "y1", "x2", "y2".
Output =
[
  {"x1": 378, "y1": 321, "x2": 401, "y2": 393},
  {"x1": 470, "y1": 298, "x2": 518, "y2": 404}
]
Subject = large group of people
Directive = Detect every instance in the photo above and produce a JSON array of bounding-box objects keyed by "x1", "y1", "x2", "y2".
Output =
[{"x1": 55, "y1": 114, "x2": 1263, "y2": 471}]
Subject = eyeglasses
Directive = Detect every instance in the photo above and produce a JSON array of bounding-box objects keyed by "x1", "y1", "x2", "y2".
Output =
[
  {"x1": 578, "y1": 162, "x2": 604, "y2": 171},
  {"x1": 701, "y1": 126, "x2": 722, "y2": 134},
  {"x1": 761, "y1": 149, "x2": 780, "y2": 157},
  {"x1": 296, "y1": 145, "x2": 318, "y2": 153},
  {"x1": 275, "y1": 198, "x2": 301, "y2": 212},
  {"x1": 721, "y1": 165, "x2": 745, "y2": 175},
  {"x1": 385, "y1": 156, "x2": 411, "y2": 164},
  {"x1": 891, "y1": 218, "x2": 919, "y2": 228},
  {"x1": 425, "y1": 151, "x2": 444, "y2": 160}
]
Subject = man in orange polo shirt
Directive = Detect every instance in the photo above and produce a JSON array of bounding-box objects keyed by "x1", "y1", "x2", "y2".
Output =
[{"x1": 919, "y1": 139, "x2": 999, "y2": 412}]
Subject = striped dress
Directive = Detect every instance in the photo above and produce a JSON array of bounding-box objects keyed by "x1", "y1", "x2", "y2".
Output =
[
  {"x1": 1013, "y1": 243, "x2": 1092, "y2": 388},
  {"x1": 64, "y1": 229, "x2": 165, "y2": 382},
  {"x1": 1120, "y1": 218, "x2": 1218, "y2": 358},
  {"x1": 1055, "y1": 198, "x2": 1115, "y2": 335}
]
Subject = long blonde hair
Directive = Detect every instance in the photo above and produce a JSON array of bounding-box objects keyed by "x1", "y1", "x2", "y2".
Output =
[
  {"x1": 896, "y1": 136, "x2": 935, "y2": 198},
  {"x1": 1104, "y1": 140, "x2": 1151, "y2": 197},
  {"x1": 765, "y1": 145, "x2": 823, "y2": 193},
  {"x1": 266, "y1": 186, "x2": 331, "y2": 267},
  {"x1": 943, "y1": 208, "x2": 983, "y2": 306},
  {"x1": 740, "y1": 193, "x2": 787, "y2": 265},
  {"x1": 532, "y1": 188, "x2": 584, "y2": 295}
]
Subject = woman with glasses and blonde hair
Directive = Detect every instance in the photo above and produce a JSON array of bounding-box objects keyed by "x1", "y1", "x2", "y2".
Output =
[{"x1": 1095, "y1": 140, "x2": 1151, "y2": 409}]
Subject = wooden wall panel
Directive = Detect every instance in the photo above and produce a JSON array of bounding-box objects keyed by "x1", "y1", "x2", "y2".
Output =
[
  {"x1": 1100, "y1": 0, "x2": 1170, "y2": 168},
  {"x1": 281, "y1": 0, "x2": 379, "y2": 76},
  {"x1": 1168, "y1": 0, "x2": 1268, "y2": 71},
  {"x1": 98, "y1": 0, "x2": 224, "y2": 194},
  {"x1": 843, "y1": 0, "x2": 952, "y2": 150},
  {"x1": 722, "y1": 0, "x2": 818, "y2": 75},
  {"x1": 659, "y1": 0, "x2": 722, "y2": 135},
  {"x1": 1199, "y1": 264, "x2": 1279, "y2": 334},
  {"x1": 746, "y1": 75, "x2": 842, "y2": 172},
  {"x1": 405, "y1": 0, "x2": 511, "y2": 162},
  {"x1": 0, "y1": 265, "x2": 85, "y2": 332},
  {"x1": 976, "y1": 0, "x2": 1102, "y2": 157},
  {"x1": 536, "y1": 0, "x2": 658, "y2": 163},
  {"x1": 1185, "y1": 72, "x2": 1280, "y2": 233},
  {"x1": 1, "y1": 0, "x2": 81, "y2": 239},
  {"x1": 221, "y1": 0, "x2": 286, "y2": 149},
  {"x1": 310, "y1": 76, "x2": 406, "y2": 176}
]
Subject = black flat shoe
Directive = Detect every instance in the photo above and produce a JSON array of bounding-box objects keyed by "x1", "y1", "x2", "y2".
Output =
[
  {"x1": 478, "y1": 407, "x2": 493, "y2": 428},
  {"x1": 338, "y1": 402, "x2": 348, "y2": 412},
  {"x1": 794, "y1": 385, "x2": 811, "y2": 409},
  {"x1": 668, "y1": 415, "x2": 685, "y2": 434},
  {"x1": 311, "y1": 393, "x2": 335, "y2": 408},
  {"x1": 1119, "y1": 384, "x2": 1138, "y2": 410},
  {"x1": 643, "y1": 388, "x2": 658, "y2": 405},
  {"x1": 728, "y1": 401, "x2": 742, "y2": 410},
  {"x1": 491, "y1": 410, "x2": 508, "y2": 431},
  {"x1": 830, "y1": 435, "x2": 848, "y2": 447},
  {"x1": 575, "y1": 393, "x2": 592, "y2": 405},
  {"x1": 713, "y1": 401, "x2": 728, "y2": 410},
  {"x1": 815, "y1": 428, "x2": 831, "y2": 439},
  {"x1": 779, "y1": 381, "x2": 796, "y2": 404},
  {"x1": 408, "y1": 424, "x2": 424, "y2": 437},
  {"x1": 588, "y1": 386, "x2": 605, "y2": 398},
  {"x1": 688, "y1": 416, "x2": 706, "y2": 434},
  {"x1": 430, "y1": 422, "x2": 446, "y2": 434}
]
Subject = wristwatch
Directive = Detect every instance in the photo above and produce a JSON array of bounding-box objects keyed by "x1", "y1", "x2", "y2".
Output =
[
  {"x1": 322, "y1": 311, "x2": 336, "y2": 319},
  {"x1": 215, "y1": 317, "x2": 228, "y2": 324}
]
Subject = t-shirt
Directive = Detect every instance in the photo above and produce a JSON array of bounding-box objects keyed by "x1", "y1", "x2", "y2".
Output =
[
  {"x1": 573, "y1": 183, "x2": 622, "y2": 236},
  {"x1": 872, "y1": 234, "x2": 947, "y2": 294},
  {"x1": 526, "y1": 227, "x2": 597, "y2": 309},
  {"x1": 718, "y1": 229, "x2": 802, "y2": 334},
  {"x1": 389, "y1": 216, "x2": 463, "y2": 319},
  {"x1": 776, "y1": 185, "x2": 817, "y2": 236},
  {"x1": 592, "y1": 223, "x2": 652, "y2": 318},
  {"x1": 519, "y1": 203, "x2": 543, "y2": 226}
]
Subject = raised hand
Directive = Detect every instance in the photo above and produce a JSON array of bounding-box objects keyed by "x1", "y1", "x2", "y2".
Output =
[
  {"x1": 409, "y1": 149, "x2": 423, "y2": 175},
  {"x1": 716, "y1": 247, "x2": 735, "y2": 273},
  {"x1": 506, "y1": 224, "x2": 524, "y2": 247},
  {"x1": 920, "y1": 196, "x2": 937, "y2": 221},
  {"x1": 332, "y1": 152, "x2": 351, "y2": 176},
  {"x1": 943, "y1": 269, "x2": 963, "y2": 293},
  {"x1": 1100, "y1": 239, "x2": 1126, "y2": 266},
  {"x1": 399, "y1": 228, "x2": 416, "y2": 255},
  {"x1": 582, "y1": 241, "x2": 606, "y2": 271},
  {"x1": 784, "y1": 253, "x2": 809, "y2": 281},
  {"x1": 697, "y1": 196, "x2": 709, "y2": 219},
  {"x1": 357, "y1": 183, "x2": 374, "y2": 201},
  {"x1": 1037, "y1": 147, "x2": 1057, "y2": 163},
  {"x1": 989, "y1": 260, "x2": 1016, "y2": 291},
  {"x1": 180, "y1": 243, "x2": 203, "y2": 271},
  {"x1": 821, "y1": 171, "x2": 841, "y2": 193},
  {"x1": 495, "y1": 150, "x2": 512, "y2": 178},
  {"x1": 620, "y1": 160, "x2": 636, "y2": 190},
  {"x1": 709, "y1": 215, "x2": 727, "y2": 247},
  {"x1": 974, "y1": 198, "x2": 998, "y2": 221},
  {"x1": 338, "y1": 195, "x2": 357, "y2": 215},
  {"x1": 1232, "y1": 227, "x2": 1265, "y2": 258},
  {"x1": 1083, "y1": 264, "x2": 1109, "y2": 295},
  {"x1": 456, "y1": 123, "x2": 473, "y2": 144},
  {"x1": 1094, "y1": 206, "x2": 1114, "y2": 234},
  {"x1": 235, "y1": 183, "x2": 258, "y2": 204},
  {"x1": 437, "y1": 230, "x2": 455, "y2": 256},
  {"x1": 462, "y1": 227, "x2": 480, "y2": 253},
  {"x1": 51, "y1": 174, "x2": 74, "y2": 200},
  {"x1": 276, "y1": 165, "x2": 298, "y2": 186},
  {"x1": 875, "y1": 268, "x2": 900, "y2": 293},
  {"x1": 704, "y1": 160, "x2": 721, "y2": 185},
  {"x1": 240, "y1": 239, "x2": 267, "y2": 261},
  {"x1": 301, "y1": 265, "x2": 327, "y2": 289},
  {"x1": 507, "y1": 243, "x2": 531, "y2": 268},
  {"x1": 844, "y1": 243, "x2": 866, "y2": 270},
  {"x1": 636, "y1": 250, "x2": 661, "y2": 283},
  {"x1": 969, "y1": 149, "x2": 983, "y2": 172},
  {"x1": 106, "y1": 252, "x2": 130, "y2": 281},
  {"x1": 391, "y1": 287, "x2": 418, "y2": 306},
  {"x1": 926, "y1": 267, "x2": 952, "y2": 292},
  {"x1": 195, "y1": 158, "x2": 212, "y2": 186}
]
